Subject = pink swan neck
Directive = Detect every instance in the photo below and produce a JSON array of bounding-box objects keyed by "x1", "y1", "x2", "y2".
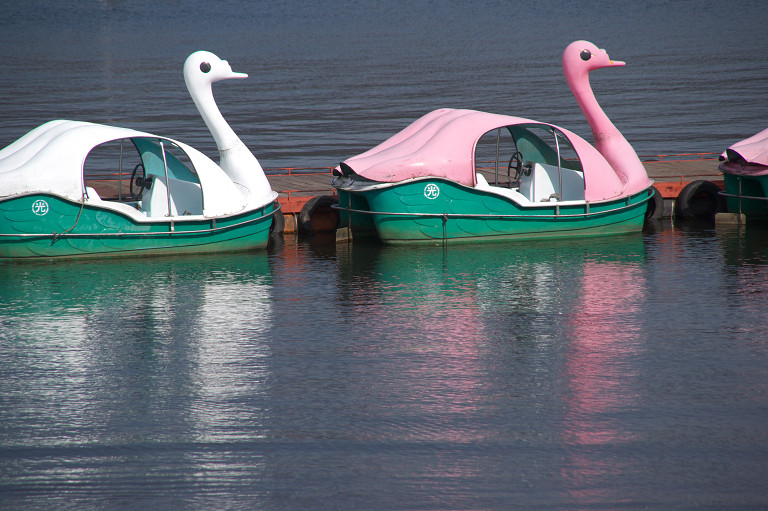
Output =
[{"x1": 563, "y1": 41, "x2": 651, "y2": 196}]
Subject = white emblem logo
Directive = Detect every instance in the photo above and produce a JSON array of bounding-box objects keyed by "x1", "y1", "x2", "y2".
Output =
[
  {"x1": 32, "y1": 199, "x2": 49, "y2": 216},
  {"x1": 424, "y1": 183, "x2": 440, "y2": 199}
]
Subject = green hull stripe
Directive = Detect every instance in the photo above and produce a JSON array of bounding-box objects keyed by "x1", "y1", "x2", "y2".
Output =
[
  {"x1": 0, "y1": 194, "x2": 277, "y2": 259},
  {"x1": 335, "y1": 179, "x2": 651, "y2": 243}
]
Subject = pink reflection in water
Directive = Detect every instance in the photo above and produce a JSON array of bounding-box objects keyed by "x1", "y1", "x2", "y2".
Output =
[
  {"x1": 562, "y1": 260, "x2": 645, "y2": 504},
  {"x1": 347, "y1": 265, "x2": 485, "y2": 446}
]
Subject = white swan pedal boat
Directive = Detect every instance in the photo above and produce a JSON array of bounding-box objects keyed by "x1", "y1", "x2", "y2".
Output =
[{"x1": 0, "y1": 52, "x2": 278, "y2": 260}]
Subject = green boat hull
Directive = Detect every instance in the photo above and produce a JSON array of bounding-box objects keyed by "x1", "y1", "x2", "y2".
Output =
[
  {"x1": 0, "y1": 194, "x2": 277, "y2": 260},
  {"x1": 336, "y1": 179, "x2": 651, "y2": 244},
  {"x1": 722, "y1": 173, "x2": 768, "y2": 218}
]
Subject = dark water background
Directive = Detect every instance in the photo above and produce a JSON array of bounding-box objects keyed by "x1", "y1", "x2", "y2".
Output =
[
  {"x1": 1, "y1": 0, "x2": 766, "y2": 168},
  {"x1": 2, "y1": 1, "x2": 768, "y2": 509}
]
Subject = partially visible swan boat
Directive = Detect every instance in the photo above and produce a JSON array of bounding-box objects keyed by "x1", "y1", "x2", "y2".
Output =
[
  {"x1": 0, "y1": 51, "x2": 278, "y2": 260},
  {"x1": 719, "y1": 127, "x2": 768, "y2": 219},
  {"x1": 332, "y1": 41, "x2": 654, "y2": 243}
]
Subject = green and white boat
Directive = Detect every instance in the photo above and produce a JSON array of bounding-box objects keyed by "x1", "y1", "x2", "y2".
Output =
[
  {"x1": 332, "y1": 41, "x2": 654, "y2": 244},
  {"x1": 0, "y1": 51, "x2": 278, "y2": 261}
]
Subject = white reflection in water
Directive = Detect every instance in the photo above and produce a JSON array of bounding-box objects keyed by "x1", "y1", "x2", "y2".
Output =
[
  {"x1": 0, "y1": 257, "x2": 275, "y2": 500},
  {"x1": 479, "y1": 260, "x2": 559, "y2": 316},
  {"x1": 189, "y1": 273, "x2": 273, "y2": 442},
  {"x1": 0, "y1": 274, "x2": 98, "y2": 447}
]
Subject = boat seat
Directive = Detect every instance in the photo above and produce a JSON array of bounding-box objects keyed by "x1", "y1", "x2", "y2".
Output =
[
  {"x1": 82, "y1": 186, "x2": 148, "y2": 218},
  {"x1": 476, "y1": 171, "x2": 533, "y2": 204},
  {"x1": 141, "y1": 176, "x2": 203, "y2": 217},
  {"x1": 519, "y1": 163, "x2": 585, "y2": 202}
]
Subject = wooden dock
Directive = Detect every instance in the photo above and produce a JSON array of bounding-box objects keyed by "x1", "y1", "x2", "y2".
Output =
[
  {"x1": 640, "y1": 155, "x2": 722, "y2": 198},
  {"x1": 266, "y1": 156, "x2": 725, "y2": 231},
  {"x1": 266, "y1": 169, "x2": 337, "y2": 213},
  {"x1": 87, "y1": 156, "x2": 726, "y2": 235},
  {"x1": 266, "y1": 155, "x2": 723, "y2": 207}
]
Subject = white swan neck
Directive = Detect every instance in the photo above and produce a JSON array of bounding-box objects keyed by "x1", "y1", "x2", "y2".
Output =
[{"x1": 193, "y1": 85, "x2": 241, "y2": 153}]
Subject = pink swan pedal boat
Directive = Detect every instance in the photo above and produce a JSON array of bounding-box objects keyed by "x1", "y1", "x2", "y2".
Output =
[
  {"x1": 719, "y1": 127, "x2": 768, "y2": 219},
  {"x1": 0, "y1": 51, "x2": 279, "y2": 260},
  {"x1": 332, "y1": 41, "x2": 654, "y2": 244}
]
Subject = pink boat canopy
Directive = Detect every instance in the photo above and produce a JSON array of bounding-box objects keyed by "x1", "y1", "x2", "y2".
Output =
[
  {"x1": 720, "y1": 127, "x2": 768, "y2": 175},
  {"x1": 338, "y1": 108, "x2": 627, "y2": 201}
]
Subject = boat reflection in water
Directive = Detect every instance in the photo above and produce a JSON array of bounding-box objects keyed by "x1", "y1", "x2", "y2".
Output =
[
  {"x1": 4, "y1": 226, "x2": 767, "y2": 507},
  {"x1": 334, "y1": 238, "x2": 485, "y2": 445},
  {"x1": 333, "y1": 233, "x2": 648, "y2": 496},
  {"x1": 0, "y1": 253, "x2": 274, "y2": 492}
]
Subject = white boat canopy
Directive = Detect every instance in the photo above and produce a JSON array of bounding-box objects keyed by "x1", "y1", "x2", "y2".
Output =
[{"x1": 0, "y1": 120, "x2": 250, "y2": 217}]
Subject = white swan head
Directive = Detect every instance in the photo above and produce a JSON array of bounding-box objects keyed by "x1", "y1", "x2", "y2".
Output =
[
  {"x1": 184, "y1": 51, "x2": 248, "y2": 92},
  {"x1": 183, "y1": 51, "x2": 249, "y2": 154},
  {"x1": 183, "y1": 51, "x2": 276, "y2": 208}
]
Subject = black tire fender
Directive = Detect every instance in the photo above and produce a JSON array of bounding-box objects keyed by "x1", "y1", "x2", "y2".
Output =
[
  {"x1": 645, "y1": 186, "x2": 664, "y2": 222},
  {"x1": 270, "y1": 205, "x2": 285, "y2": 237},
  {"x1": 674, "y1": 180, "x2": 726, "y2": 219},
  {"x1": 298, "y1": 195, "x2": 339, "y2": 235}
]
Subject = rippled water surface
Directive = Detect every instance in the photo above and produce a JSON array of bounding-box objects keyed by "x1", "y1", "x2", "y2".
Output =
[
  {"x1": 2, "y1": 224, "x2": 768, "y2": 509},
  {"x1": 2, "y1": 1, "x2": 768, "y2": 509},
  {"x1": 1, "y1": 0, "x2": 766, "y2": 167}
]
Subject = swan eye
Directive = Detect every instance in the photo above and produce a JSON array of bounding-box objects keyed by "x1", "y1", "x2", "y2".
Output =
[
  {"x1": 580, "y1": 49, "x2": 592, "y2": 61},
  {"x1": 200, "y1": 62, "x2": 211, "y2": 73}
]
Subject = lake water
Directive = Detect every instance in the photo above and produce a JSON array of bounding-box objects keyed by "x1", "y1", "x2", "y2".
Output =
[
  {"x1": 1, "y1": 0, "x2": 766, "y2": 167},
  {"x1": 2, "y1": 225, "x2": 768, "y2": 509},
  {"x1": 2, "y1": 1, "x2": 768, "y2": 509}
]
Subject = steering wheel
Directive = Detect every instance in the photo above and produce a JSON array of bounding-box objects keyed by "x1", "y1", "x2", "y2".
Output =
[
  {"x1": 130, "y1": 163, "x2": 146, "y2": 200},
  {"x1": 507, "y1": 151, "x2": 524, "y2": 186}
]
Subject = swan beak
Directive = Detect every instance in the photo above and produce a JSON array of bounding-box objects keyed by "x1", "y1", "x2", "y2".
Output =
[
  {"x1": 222, "y1": 59, "x2": 248, "y2": 80},
  {"x1": 609, "y1": 59, "x2": 626, "y2": 67}
]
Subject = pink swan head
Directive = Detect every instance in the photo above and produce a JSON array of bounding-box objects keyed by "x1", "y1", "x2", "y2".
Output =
[
  {"x1": 562, "y1": 41, "x2": 625, "y2": 115},
  {"x1": 563, "y1": 40, "x2": 625, "y2": 79},
  {"x1": 562, "y1": 40, "x2": 651, "y2": 197}
]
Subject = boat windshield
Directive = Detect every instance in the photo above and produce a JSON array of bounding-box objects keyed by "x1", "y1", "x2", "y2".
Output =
[
  {"x1": 475, "y1": 123, "x2": 582, "y2": 186},
  {"x1": 83, "y1": 137, "x2": 203, "y2": 215}
]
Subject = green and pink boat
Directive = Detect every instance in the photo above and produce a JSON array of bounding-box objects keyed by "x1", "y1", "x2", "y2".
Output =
[
  {"x1": 332, "y1": 41, "x2": 654, "y2": 243},
  {"x1": 719, "y1": 127, "x2": 768, "y2": 219},
  {"x1": 0, "y1": 51, "x2": 278, "y2": 261}
]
